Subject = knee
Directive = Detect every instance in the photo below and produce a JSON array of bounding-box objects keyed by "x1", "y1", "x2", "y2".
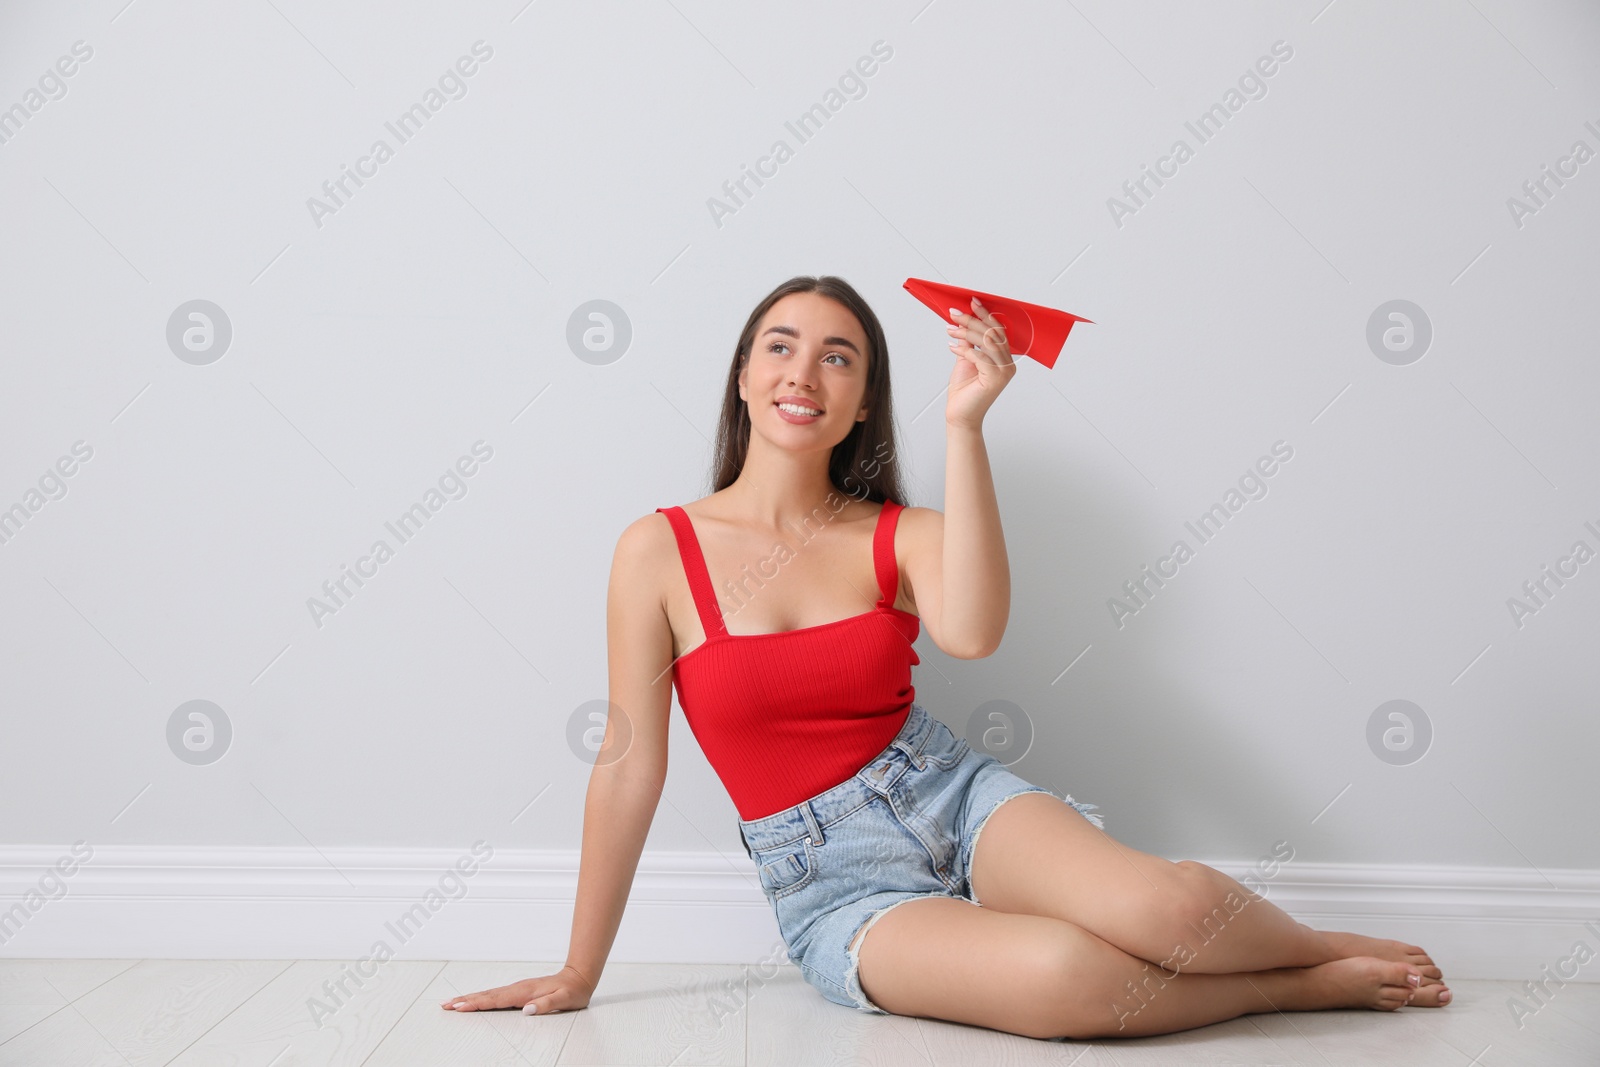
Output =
[
  {"x1": 1013, "y1": 927, "x2": 1153, "y2": 1041},
  {"x1": 1152, "y1": 861, "x2": 1238, "y2": 950}
]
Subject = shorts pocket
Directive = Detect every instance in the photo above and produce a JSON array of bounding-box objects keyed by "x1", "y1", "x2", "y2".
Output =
[{"x1": 755, "y1": 838, "x2": 817, "y2": 899}]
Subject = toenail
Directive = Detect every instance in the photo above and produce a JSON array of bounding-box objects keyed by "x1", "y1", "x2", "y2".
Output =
[
  {"x1": 1407, "y1": 974, "x2": 1420, "y2": 986},
  {"x1": 1440, "y1": 989, "x2": 1451, "y2": 1002}
]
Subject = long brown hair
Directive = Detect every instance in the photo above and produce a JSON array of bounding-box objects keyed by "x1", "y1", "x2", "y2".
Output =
[{"x1": 709, "y1": 275, "x2": 910, "y2": 508}]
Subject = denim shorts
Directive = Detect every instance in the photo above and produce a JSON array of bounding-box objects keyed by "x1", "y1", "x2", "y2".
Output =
[{"x1": 737, "y1": 701, "x2": 1105, "y2": 1015}]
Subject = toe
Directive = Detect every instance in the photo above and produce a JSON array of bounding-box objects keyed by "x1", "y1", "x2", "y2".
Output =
[{"x1": 1408, "y1": 983, "x2": 1452, "y2": 1007}]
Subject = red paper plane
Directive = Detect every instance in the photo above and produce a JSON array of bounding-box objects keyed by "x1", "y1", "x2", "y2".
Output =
[{"x1": 904, "y1": 278, "x2": 1092, "y2": 369}]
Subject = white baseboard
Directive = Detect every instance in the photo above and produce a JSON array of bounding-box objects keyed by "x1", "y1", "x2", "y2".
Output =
[{"x1": 2, "y1": 845, "x2": 1597, "y2": 982}]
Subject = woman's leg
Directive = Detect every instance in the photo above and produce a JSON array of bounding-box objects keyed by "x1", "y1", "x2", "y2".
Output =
[
  {"x1": 850, "y1": 896, "x2": 1439, "y2": 1040},
  {"x1": 969, "y1": 792, "x2": 1443, "y2": 981}
]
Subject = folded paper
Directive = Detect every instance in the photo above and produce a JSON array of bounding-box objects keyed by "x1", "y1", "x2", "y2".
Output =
[{"x1": 904, "y1": 278, "x2": 1092, "y2": 369}]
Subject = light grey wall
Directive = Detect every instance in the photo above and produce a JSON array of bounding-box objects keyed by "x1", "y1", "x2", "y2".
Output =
[{"x1": 3, "y1": 0, "x2": 1596, "y2": 876}]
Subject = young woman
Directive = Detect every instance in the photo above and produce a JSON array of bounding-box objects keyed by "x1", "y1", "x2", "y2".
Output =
[{"x1": 442, "y1": 275, "x2": 1450, "y2": 1039}]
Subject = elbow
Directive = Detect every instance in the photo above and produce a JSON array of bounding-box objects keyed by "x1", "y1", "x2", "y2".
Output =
[
  {"x1": 949, "y1": 634, "x2": 1002, "y2": 660},
  {"x1": 966, "y1": 625, "x2": 1007, "y2": 660}
]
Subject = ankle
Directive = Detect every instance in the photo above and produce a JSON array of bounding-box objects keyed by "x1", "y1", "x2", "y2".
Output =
[
  {"x1": 1246, "y1": 965, "x2": 1322, "y2": 1013},
  {"x1": 1303, "y1": 926, "x2": 1341, "y2": 965}
]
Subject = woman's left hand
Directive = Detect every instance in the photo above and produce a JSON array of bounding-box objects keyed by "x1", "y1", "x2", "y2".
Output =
[{"x1": 944, "y1": 296, "x2": 1018, "y2": 430}]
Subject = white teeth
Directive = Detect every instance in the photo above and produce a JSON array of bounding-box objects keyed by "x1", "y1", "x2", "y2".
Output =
[{"x1": 778, "y1": 403, "x2": 822, "y2": 416}]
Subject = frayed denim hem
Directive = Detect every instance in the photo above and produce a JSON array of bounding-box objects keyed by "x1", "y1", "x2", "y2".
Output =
[{"x1": 842, "y1": 895, "x2": 948, "y2": 1014}]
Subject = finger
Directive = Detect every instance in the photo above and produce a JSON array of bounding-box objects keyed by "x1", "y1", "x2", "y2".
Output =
[
  {"x1": 522, "y1": 993, "x2": 564, "y2": 1016},
  {"x1": 945, "y1": 321, "x2": 1008, "y2": 358},
  {"x1": 949, "y1": 335, "x2": 1007, "y2": 369},
  {"x1": 945, "y1": 317, "x2": 1009, "y2": 355},
  {"x1": 442, "y1": 985, "x2": 519, "y2": 1011},
  {"x1": 966, "y1": 299, "x2": 1014, "y2": 357},
  {"x1": 968, "y1": 296, "x2": 1003, "y2": 331},
  {"x1": 947, "y1": 338, "x2": 980, "y2": 363}
]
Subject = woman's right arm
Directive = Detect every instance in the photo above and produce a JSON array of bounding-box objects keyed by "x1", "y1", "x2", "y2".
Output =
[{"x1": 443, "y1": 513, "x2": 676, "y2": 1015}]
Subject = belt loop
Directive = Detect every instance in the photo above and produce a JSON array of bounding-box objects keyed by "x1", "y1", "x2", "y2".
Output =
[
  {"x1": 891, "y1": 738, "x2": 925, "y2": 770},
  {"x1": 800, "y1": 802, "x2": 824, "y2": 846}
]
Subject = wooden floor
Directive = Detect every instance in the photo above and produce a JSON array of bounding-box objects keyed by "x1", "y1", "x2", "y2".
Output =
[{"x1": 1, "y1": 958, "x2": 1595, "y2": 1065}]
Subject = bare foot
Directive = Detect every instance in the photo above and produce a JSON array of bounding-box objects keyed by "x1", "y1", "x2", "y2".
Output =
[
  {"x1": 1284, "y1": 957, "x2": 1449, "y2": 1011},
  {"x1": 1407, "y1": 975, "x2": 1452, "y2": 1007},
  {"x1": 1322, "y1": 930, "x2": 1443, "y2": 981}
]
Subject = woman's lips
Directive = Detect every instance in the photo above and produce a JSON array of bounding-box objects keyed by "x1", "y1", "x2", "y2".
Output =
[{"x1": 774, "y1": 401, "x2": 823, "y2": 424}]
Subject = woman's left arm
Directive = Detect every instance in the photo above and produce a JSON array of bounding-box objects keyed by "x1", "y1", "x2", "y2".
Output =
[{"x1": 939, "y1": 296, "x2": 1019, "y2": 658}]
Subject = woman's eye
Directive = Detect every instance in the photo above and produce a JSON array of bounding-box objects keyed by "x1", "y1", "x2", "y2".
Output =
[{"x1": 767, "y1": 341, "x2": 849, "y2": 366}]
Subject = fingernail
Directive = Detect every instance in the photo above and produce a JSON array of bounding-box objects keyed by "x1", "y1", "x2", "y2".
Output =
[
  {"x1": 1408, "y1": 974, "x2": 1420, "y2": 986},
  {"x1": 451, "y1": 1001, "x2": 467, "y2": 1009},
  {"x1": 948, "y1": 307, "x2": 963, "y2": 318}
]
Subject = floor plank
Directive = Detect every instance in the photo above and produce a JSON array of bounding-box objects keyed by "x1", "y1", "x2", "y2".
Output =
[
  {"x1": 0, "y1": 959, "x2": 1593, "y2": 1066},
  {"x1": 554, "y1": 961, "x2": 745, "y2": 1065},
  {"x1": 366, "y1": 961, "x2": 577, "y2": 1066},
  {"x1": 165, "y1": 958, "x2": 443, "y2": 1066},
  {"x1": 744, "y1": 964, "x2": 936, "y2": 1067},
  {"x1": 0, "y1": 960, "x2": 137, "y2": 1045},
  {"x1": 1407, "y1": 978, "x2": 1600, "y2": 1067},
  {"x1": 7, "y1": 960, "x2": 284, "y2": 1066}
]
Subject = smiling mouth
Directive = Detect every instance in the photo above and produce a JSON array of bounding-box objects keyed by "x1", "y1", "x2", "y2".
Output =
[{"x1": 776, "y1": 401, "x2": 824, "y2": 416}]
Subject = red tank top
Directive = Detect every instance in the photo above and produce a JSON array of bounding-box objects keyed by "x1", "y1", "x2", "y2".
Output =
[{"x1": 655, "y1": 500, "x2": 922, "y2": 820}]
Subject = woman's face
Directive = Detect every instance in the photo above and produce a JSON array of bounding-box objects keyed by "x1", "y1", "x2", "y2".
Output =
[{"x1": 738, "y1": 292, "x2": 870, "y2": 449}]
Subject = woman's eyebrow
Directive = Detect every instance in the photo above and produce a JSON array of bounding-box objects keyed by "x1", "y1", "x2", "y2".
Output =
[{"x1": 760, "y1": 324, "x2": 861, "y2": 356}]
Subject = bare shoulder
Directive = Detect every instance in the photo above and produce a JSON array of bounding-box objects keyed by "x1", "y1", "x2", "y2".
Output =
[
  {"x1": 613, "y1": 509, "x2": 677, "y2": 582},
  {"x1": 894, "y1": 504, "x2": 943, "y2": 549}
]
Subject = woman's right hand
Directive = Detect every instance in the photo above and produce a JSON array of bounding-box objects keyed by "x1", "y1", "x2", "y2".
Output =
[{"x1": 440, "y1": 964, "x2": 597, "y2": 1015}]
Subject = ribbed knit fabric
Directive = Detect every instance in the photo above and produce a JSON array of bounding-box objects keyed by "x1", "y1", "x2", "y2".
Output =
[{"x1": 655, "y1": 500, "x2": 922, "y2": 820}]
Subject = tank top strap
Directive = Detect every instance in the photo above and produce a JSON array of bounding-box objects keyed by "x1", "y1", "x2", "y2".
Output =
[
  {"x1": 656, "y1": 506, "x2": 727, "y2": 639},
  {"x1": 871, "y1": 500, "x2": 904, "y2": 609}
]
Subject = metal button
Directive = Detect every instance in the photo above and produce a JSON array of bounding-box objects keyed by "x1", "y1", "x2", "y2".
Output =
[{"x1": 871, "y1": 766, "x2": 886, "y2": 780}]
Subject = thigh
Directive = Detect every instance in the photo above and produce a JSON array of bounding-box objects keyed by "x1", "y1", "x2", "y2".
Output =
[
  {"x1": 968, "y1": 790, "x2": 1201, "y2": 960},
  {"x1": 849, "y1": 895, "x2": 1135, "y2": 1041}
]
